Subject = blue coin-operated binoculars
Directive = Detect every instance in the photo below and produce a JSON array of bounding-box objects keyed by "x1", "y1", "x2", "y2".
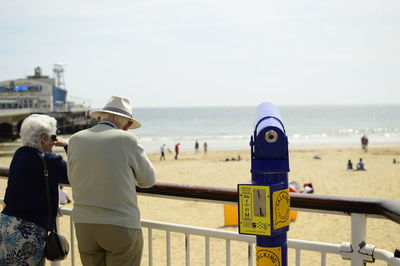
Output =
[{"x1": 238, "y1": 102, "x2": 290, "y2": 266}]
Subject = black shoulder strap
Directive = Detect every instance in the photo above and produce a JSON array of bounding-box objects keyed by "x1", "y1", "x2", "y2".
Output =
[{"x1": 39, "y1": 153, "x2": 57, "y2": 233}]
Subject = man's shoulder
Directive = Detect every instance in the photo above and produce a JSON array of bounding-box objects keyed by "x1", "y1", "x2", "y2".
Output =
[
  {"x1": 114, "y1": 130, "x2": 138, "y2": 142},
  {"x1": 70, "y1": 127, "x2": 138, "y2": 143},
  {"x1": 70, "y1": 126, "x2": 100, "y2": 141},
  {"x1": 70, "y1": 128, "x2": 91, "y2": 138}
]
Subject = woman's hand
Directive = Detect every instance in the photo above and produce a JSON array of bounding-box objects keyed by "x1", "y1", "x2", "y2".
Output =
[{"x1": 53, "y1": 137, "x2": 68, "y2": 147}]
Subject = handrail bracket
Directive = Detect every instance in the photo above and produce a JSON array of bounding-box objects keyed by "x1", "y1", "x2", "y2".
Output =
[{"x1": 340, "y1": 241, "x2": 375, "y2": 264}]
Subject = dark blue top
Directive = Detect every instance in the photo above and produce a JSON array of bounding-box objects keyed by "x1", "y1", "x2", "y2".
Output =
[{"x1": 2, "y1": 146, "x2": 68, "y2": 231}]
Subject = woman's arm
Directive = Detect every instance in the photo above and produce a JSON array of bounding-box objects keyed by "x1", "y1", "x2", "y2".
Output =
[
  {"x1": 53, "y1": 136, "x2": 68, "y2": 153},
  {"x1": 47, "y1": 153, "x2": 69, "y2": 184}
]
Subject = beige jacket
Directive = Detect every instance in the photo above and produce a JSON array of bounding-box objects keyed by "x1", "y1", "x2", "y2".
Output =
[{"x1": 67, "y1": 123, "x2": 156, "y2": 229}]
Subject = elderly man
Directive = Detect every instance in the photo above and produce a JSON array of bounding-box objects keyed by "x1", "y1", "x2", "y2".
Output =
[{"x1": 67, "y1": 96, "x2": 156, "y2": 266}]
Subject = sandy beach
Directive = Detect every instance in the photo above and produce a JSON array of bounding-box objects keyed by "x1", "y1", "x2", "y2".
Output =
[{"x1": 0, "y1": 145, "x2": 399, "y2": 265}]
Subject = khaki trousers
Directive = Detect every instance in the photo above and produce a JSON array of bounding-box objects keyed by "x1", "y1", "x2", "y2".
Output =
[{"x1": 74, "y1": 223, "x2": 143, "y2": 266}]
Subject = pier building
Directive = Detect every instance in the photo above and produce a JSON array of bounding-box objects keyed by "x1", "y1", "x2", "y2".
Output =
[{"x1": 0, "y1": 65, "x2": 96, "y2": 140}]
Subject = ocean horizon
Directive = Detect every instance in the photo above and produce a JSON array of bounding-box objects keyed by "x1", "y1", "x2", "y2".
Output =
[
  {"x1": 131, "y1": 104, "x2": 400, "y2": 153},
  {"x1": 0, "y1": 103, "x2": 398, "y2": 154}
]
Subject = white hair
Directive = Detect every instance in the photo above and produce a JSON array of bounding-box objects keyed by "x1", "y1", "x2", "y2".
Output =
[
  {"x1": 99, "y1": 113, "x2": 130, "y2": 126},
  {"x1": 20, "y1": 114, "x2": 57, "y2": 149}
]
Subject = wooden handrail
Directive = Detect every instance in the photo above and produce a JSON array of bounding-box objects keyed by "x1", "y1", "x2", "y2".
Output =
[
  {"x1": 0, "y1": 167, "x2": 8, "y2": 178},
  {"x1": 0, "y1": 166, "x2": 399, "y2": 224}
]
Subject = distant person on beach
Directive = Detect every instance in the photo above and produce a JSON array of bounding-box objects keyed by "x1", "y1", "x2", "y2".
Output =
[
  {"x1": 204, "y1": 141, "x2": 208, "y2": 154},
  {"x1": 356, "y1": 158, "x2": 366, "y2": 170},
  {"x1": 59, "y1": 186, "x2": 72, "y2": 205},
  {"x1": 303, "y1": 183, "x2": 314, "y2": 194},
  {"x1": 175, "y1": 143, "x2": 180, "y2": 160},
  {"x1": 225, "y1": 155, "x2": 242, "y2": 162},
  {"x1": 67, "y1": 96, "x2": 156, "y2": 266},
  {"x1": 347, "y1": 159, "x2": 353, "y2": 170},
  {"x1": 0, "y1": 114, "x2": 68, "y2": 265},
  {"x1": 160, "y1": 144, "x2": 166, "y2": 160},
  {"x1": 195, "y1": 140, "x2": 199, "y2": 153},
  {"x1": 361, "y1": 135, "x2": 369, "y2": 152}
]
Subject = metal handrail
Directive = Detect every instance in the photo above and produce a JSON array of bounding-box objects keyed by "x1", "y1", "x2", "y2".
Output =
[
  {"x1": 137, "y1": 182, "x2": 400, "y2": 224},
  {"x1": 0, "y1": 166, "x2": 399, "y2": 224}
]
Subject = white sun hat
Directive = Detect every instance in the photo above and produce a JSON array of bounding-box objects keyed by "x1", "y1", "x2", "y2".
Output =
[{"x1": 90, "y1": 96, "x2": 141, "y2": 129}]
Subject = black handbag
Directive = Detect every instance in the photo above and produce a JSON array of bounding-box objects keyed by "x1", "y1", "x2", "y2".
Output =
[
  {"x1": 45, "y1": 231, "x2": 69, "y2": 261},
  {"x1": 40, "y1": 154, "x2": 69, "y2": 261}
]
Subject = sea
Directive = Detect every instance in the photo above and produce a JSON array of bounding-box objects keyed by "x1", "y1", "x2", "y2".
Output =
[
  {"x1": 1, "y1": 104, "x2": 399, "y2": 154},
  {"x1": 131, "y1": 104, "x2": 400, "y2": 154}
]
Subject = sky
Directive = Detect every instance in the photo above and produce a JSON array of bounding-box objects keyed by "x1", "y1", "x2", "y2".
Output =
[{"x1": 0, "y1": 0, "x2": 399, "y2": 108}]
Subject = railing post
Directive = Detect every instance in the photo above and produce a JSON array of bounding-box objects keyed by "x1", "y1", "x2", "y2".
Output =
[
  {"x1": 238, "y1": 102, "x2": 290, "y2": 266},
  {"x1": 148, "y1": 228, "x2": 153, "y2": 266},
  {"x1": 70, "y1": 215, "x2": 75, "y2": 266},
  {"x1": 351, "y1": 213, "x2": 367, "y2": 266}
]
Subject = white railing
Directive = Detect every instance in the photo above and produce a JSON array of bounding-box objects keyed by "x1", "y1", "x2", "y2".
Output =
[
  {"x1": 53, "y1": 205, "x2": 399, "y2": 266},
  {"x1": 0, "y1": 178, "x2": 399, "y2": 265}
]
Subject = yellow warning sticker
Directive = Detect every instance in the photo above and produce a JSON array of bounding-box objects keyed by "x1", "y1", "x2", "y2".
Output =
[
  {"x1": 273, "y1": 189, "x2": 290, "y2": 230},
  {"x1": 256, "y1": 246, "x2": 282, "y2": 266},
  {"x1": 238, "y1": 184, "x2": 271, "y2": 236}
]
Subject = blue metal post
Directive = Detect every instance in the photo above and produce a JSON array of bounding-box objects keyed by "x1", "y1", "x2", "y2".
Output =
[{"x1": 239, "y1": 102, "x2": 290, "y2": 266}]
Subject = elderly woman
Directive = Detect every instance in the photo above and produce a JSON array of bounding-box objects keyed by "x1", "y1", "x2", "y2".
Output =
[{"x1": 0, "y1": 114, "x2": 68, "y2": 265}]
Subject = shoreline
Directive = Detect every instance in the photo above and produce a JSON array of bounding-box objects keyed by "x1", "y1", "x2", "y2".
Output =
[
  {"x1": 1, "y1": 141, "x2": 400, "y2": 157},
  {"x1": 140, "y1": 140, "x2": 400, "y2": 154},
  {"x1": 146, "y1": 142, "x2": 400, "y2": 155}
]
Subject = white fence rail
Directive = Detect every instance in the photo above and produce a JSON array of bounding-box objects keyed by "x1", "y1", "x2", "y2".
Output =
[
  {"x1": 53, "y1": 206, "x2": 400, "y2": 266},
  {"x1": 0, "y1": 176, "x2": 399, "y2": 265}
]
